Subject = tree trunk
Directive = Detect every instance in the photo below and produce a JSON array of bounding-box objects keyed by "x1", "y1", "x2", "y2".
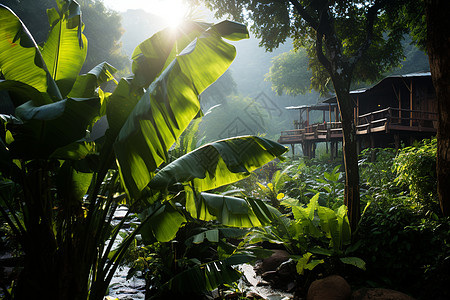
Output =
[
  {"x1": 425, "y1": 0, "x2": 450, "y2": 216},
  {"x1": 334, "y1": 79, "x2": 361, "y2": 232}
]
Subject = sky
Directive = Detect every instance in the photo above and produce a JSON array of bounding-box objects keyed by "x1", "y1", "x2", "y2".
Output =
[{"x1": 102, "y1": 0, "x2": 212, "y2": 25}]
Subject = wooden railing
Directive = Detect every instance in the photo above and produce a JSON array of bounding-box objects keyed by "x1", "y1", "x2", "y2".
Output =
[{"x1": 279, "y1": 107, "x2": 437, "y2": 144}]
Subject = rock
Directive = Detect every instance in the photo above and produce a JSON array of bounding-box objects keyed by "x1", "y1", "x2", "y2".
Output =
[
  {"x1": 307, "y1": 275, "x2": 351, "y2": 300},
  {"x1": 246, "y1": 291, "x2": 264, "y2": 299},
  {"x1": 256, "y1": 249, "x2": 290, "y2": 275},
  {"x1": 351, "y1": 288, "x2": 417, "y2": 300}
]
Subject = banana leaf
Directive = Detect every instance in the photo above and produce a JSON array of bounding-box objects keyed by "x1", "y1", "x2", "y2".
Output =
[
  {"x1": 0, "y1": 80, "x2": 52, "y2": 107},
  {"x1": 10, "y1": 97, "x2": 100, "y2": 158},
  {"x1": 131, "y1": 21, "x2": 211, "y2": 89},
  {"x1": 68, "y1": 62, "x2": 117, "y2": 98},
  {"x1": 41, "y1": 0, "x2": 87, "y2": 97},
  {"x1": 0, "y1": 4, "x2": 61, "y2": 101},
  {"x1": 106, "y1": 21, "x2": 246, "y2": 136},
  {"x1": 185, "y1": 191, "x2": 263, "y2": 227},
  {"x1": 139, "y1": 202, "x2": 187, "y2": 244},
  {"x1": 156, "y1": 255, "x2": 255, "y2": 297},
  {"x1": 114, "y1": 22, "x2": 250, "y2": 199},
  {"x1": 149, "y1": 136, "x2": 287, "y2": 192}
]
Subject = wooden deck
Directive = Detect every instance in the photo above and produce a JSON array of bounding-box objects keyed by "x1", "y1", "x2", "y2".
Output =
[{"x1": 278, "y1": 107, "x2": 437, "y2": 144}]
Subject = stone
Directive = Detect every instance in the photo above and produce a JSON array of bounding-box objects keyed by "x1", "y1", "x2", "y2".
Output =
[
  {"x1": 351, "y1": 288, "x2": 417, "y2": 300},
  {"x1": 307, "y1": 275, "x2": 351, "y2": 300},
  {"x1": 246, "y1": 291, "x2": 264, "y2": 299},
  {"x1": 255, "y1": 249, "x2": 290, "y2": 275}
]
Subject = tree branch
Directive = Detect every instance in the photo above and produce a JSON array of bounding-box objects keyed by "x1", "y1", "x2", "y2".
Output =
[
  {"x1": 289, "y1": 0, "x2": 320, "y2": 30},
  {"x1": 353, "y1": 0, "x2": 386, "y2": 67},
  {"x1": 315, "y1": 4, "x2": 333, "y2": 73}
]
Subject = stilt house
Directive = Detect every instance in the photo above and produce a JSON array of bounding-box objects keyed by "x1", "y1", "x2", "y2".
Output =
[{"x1": 278, "y1": 72, "x2": 437, "y2": 158}]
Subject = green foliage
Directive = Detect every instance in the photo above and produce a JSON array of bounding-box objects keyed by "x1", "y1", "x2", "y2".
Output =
[
  {"x1": 355, "y1": 202, "x2": 450, "y2": 299},
  {"x1": 202, "y1": 0, "x2": 409, "y2": 93},
  {"x1": 0, "y1": 1, "x2": 290, "y2": 298},
  {"x1": 3, "y1": 0, "x2": 130, "y2": 74},
  {"x1": 265, "y1": 49, "x2": 312, "y2": 96},
  {"x1": 359, "y1": 148, "x2": 403, "y2": 204},
  {"x1": 267, "y1": 37, "x2": 429, "y2": 97},
  {"x1": 241, "y1": 193, "x2": 364, "y2": 280},
  {"x1": 128, "y1": 223, "x2": 253, "y2": 299},
  {"x1": 393, "y1": 138, "x2": 438, "y2": 213}
]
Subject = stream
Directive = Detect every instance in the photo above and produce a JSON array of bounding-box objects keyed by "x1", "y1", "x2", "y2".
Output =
[{"x1": 106, "y1": 206, "x2": 294, "y2": 300}]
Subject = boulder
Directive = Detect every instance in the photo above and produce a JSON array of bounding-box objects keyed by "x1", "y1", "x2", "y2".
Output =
[
  {"x1": 255, "y1": 249, "x2": 290, "y2": 275},
  {"x1": 307, "y1": 275, "x2": 351, "y2": 300},
  {"x1": 351, "y1": 288, "x2": 417, "y2": 300}
]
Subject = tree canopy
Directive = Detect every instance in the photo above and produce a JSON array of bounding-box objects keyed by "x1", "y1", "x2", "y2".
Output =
[
  {"x1": 202, "y1": 0, "x2": 408, "y2": 92},
  {"x1": 266, "y1": 37, "x2": 429, "y2": 97},
  {"x1": 200, "y1": 0, "x2": 416, "y2": 230}
]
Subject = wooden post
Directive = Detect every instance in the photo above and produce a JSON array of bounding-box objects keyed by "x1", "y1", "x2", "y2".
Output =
[
  {"x1": 394, "y1": 134, "x2": 400, "y2": 151},
  {"x1": 291, "y1": 144, "x2": 295, "y2": 157},
  {"x1": 410, "y1": 80, "x2": 413, "y2": 127},
  {"x1": 329, "y1": 104, "x2": 332, "y2": 123},
  {"x1": 356, "y1": 96, "x2": 360, "y2": 125},
  {"x1": 330, "y1": 142, "x2": 335, "y2": 160},
  {"x1": 300, "y1": 109, "x2": 303, "y2": 128},
  {"x1": 306, "y1": 107, "x2": 310, "y2": 127},
  {"x1": 399, "y1": 89, "x2": 402, "y2": 123},
  {"x1": 370, "y1": 135, "x2": 376, "y2": 162},
  {"x1": 335, "y1": 141, "x2": 339, "y2": 158}
]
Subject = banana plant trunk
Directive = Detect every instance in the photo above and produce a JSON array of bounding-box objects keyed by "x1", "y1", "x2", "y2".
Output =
[{"x1": 12, "y1": 167, "x2": 90, "y2": 300}]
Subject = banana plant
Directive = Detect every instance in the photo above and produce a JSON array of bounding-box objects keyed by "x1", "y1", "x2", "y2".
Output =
[{"x1": 0, "y1": 1, "x2": 287, "y2": 299}]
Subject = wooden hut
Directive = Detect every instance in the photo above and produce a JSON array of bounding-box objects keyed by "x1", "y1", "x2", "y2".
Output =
[{"x1": 278, "y1": 72, "x2": 437, "y2": 158}]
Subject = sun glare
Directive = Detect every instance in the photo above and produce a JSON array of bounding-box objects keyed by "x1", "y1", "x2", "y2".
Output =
[{"x1": 150, "y1": 0, "x2": 190, "y2": 28}]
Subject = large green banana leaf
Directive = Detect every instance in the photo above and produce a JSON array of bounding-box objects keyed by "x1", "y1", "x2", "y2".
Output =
[
  {"x1": 148, "y1": 136, "x2": 286, "y2": 226},
  {"x1": 68, "y1": 62, "x2": 117, "y2": 98},
  {"x1": 41, "y1": 0, "x2": 87, "y2": 97},
  {"x1": 106, "y1": 20, "x2": 247, "y2": 136},
  {"x1": 0, "y1": 4, "x2": 61, "y2": 102},
  {"x1": 10, "y1": 97, "x2": 100, "y2": 158},
  {"x1": 131, "y1": 21, "x2": 211, "y2": 89},
  {"x1": 0, "y1": 80, "x2": 51, "y2": 107},
  {"x1": 186, "y1": 191, "x2": 263, "y2": 227},
  {"x1": 139, "y1": 202, "x2": 187, "y2": 243},
  {"x1": 114, "y1": 22, "x2": 250, "y2": 199},
  {"x1": 149, "y1": 136, "x2": 287, "y2": 192}
]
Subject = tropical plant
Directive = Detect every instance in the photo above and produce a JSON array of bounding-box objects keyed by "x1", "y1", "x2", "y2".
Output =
[
  {"x1": 255, "y1": 165, "x2": 293, "y2": 209},
  {"x1": 306, "y1": 165, "x2": 344, "y2": 209},
  {"x1": 127, "y1": 222, "x2": 252, "y2": 299},
  {"x1": 242, "y1": 193, "x2": 365, "y2": 284},
  {"x1": 0, "y1": 1, "x2": 287, "y2": 299},
  {"x1": 355, "y1": 201, "x2": 450, "y2": 299},
  {"x1": 393, "y1": 138, "x2": 438, "y2": 213},
  {"x1": 358, "y1": 147, "x2": 403, "y2": 205}
]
